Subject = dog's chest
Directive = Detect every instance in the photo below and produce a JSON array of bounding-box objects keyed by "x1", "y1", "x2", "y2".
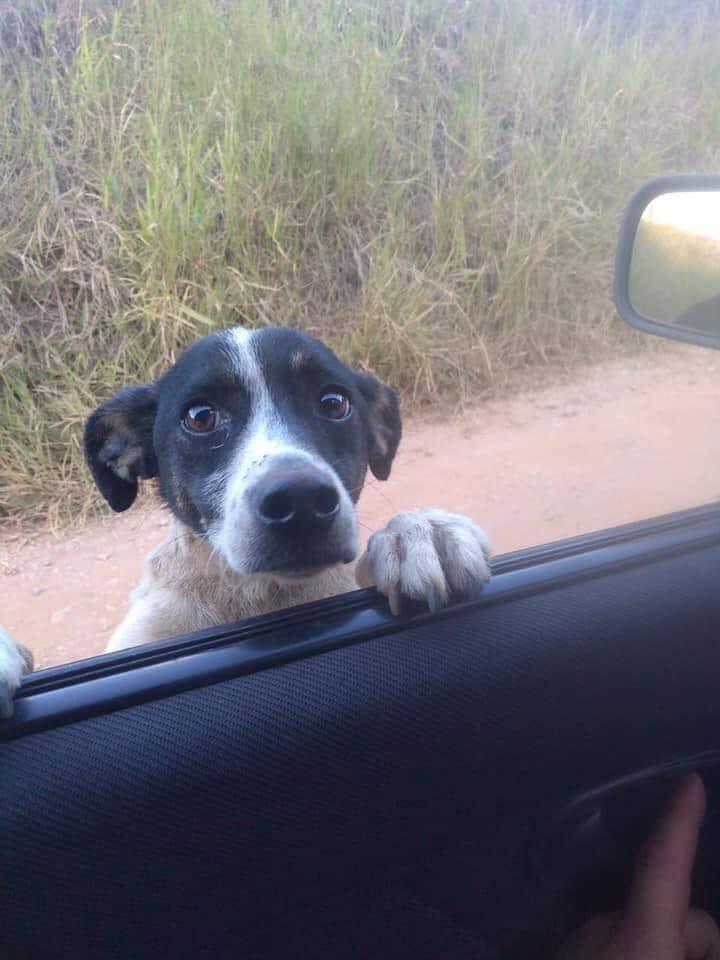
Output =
[{"x1": 146, "y1": 524, "x2": 358, "y2": 626}]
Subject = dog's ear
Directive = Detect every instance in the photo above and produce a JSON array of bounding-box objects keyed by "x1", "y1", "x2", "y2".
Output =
[
  {"x1": 84, "y1": 385, "x2": 158, "y2": 512},
  {"x1": 355, "y1": 372, "x2": 402, "y2": 481}
]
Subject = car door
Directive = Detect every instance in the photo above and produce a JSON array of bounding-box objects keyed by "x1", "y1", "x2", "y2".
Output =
[
  {"x1": 4, "y1": 498, "x2": 720, "y2": 960},
  {"x1": 5, "y1": 179, "x2": 720, "y2": 960}
]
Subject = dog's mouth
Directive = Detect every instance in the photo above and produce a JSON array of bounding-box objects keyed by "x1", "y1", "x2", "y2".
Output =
[
  {"x1": 268, "y1": 565, "x2": 340, "y2": 582},
  {"x1": 250, "y1": 544, "x2": 359, "y2": 580}
]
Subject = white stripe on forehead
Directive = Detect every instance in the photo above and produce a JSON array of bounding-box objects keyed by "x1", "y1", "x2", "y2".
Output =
[
  {"x1": 218, "y1": 325, "x2": 310, "y2": 484},
  {"x1": 220, "y1": 326, "x2": 265, "y2": 398}
]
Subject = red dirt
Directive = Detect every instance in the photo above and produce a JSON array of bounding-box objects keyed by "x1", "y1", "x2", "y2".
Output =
[{"x1": 4, "y1": 345, "x2": 720, "y2": 671}]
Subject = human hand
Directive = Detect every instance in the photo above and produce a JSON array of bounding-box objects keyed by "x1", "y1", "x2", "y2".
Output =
[{"x1": 558, "y1": 773, "x2": 720, "y2": 960}]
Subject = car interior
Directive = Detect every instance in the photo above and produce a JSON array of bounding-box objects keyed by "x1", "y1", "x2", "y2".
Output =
[{"x1": 4, "y1": 112, "x2": 720, "y2": 960}]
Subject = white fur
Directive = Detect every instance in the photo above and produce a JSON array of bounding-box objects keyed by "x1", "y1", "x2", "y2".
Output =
[
  {"x1": 209, "y1": 328, "x2": 358, "y2": 575},
  {"x1": 356, "y1": 509, "x2": 491, "y2": 615},
  {"x1": 105, "y1": 518, "x2": 360, "y2": 650},
  {"x1": 0, "y1": 627, "x2": 33, "y2": 718}
]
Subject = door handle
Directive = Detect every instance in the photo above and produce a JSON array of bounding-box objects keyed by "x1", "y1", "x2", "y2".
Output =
[{"x1": 543, "y1": 752, "x2": 720, "y2": 937}]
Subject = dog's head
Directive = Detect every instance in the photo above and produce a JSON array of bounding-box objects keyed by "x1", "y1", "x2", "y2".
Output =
[{"x1": 84, "y1": 327, "x2": 401, "y2": 578}]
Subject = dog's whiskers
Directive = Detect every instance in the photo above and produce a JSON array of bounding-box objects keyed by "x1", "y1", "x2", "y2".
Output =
[{"x1": 358, "y1": 477, "x2": 397, "y2": 509}]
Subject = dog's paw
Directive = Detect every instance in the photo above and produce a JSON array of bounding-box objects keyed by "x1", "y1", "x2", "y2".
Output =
[
  {"x1": 0, "y1": 627, "x2": 33, "y2": 719},
  {"x1": 356, "y1": 509, "x2": 491, "y2": 615}
]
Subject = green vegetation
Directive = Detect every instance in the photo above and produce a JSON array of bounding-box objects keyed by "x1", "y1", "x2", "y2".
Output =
[
  {"x1": 631, "y1": 219, "x2": 720, "y2": 326},
  {"x1": 3, "y1": 0, "x2": 720, "y2": 525}
]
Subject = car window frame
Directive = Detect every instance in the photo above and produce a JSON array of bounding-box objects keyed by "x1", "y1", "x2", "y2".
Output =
[{"x1": 6, "y1": 501, "x2": 720, "y2": 742}]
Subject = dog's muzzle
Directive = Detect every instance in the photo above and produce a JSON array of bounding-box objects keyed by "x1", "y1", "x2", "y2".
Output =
[{"x1": 228, "y1": 455, "x2": 357, "y2": 575}]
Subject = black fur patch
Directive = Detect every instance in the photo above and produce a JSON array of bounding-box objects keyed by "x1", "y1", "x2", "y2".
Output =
[
  {"x1": 84, "y1": 328, "x2": 402, "y2": 554},
  {"x1": 84, "y1": 385, "x2": 158, "y2": 512},
  {"x1": 354, "y1": 370, "x2": 402, "y2": 481}
]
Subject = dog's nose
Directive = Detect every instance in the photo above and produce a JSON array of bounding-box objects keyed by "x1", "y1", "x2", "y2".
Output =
[{"x1": 254, "y1": 471, "x2": 340, "y2": 531}]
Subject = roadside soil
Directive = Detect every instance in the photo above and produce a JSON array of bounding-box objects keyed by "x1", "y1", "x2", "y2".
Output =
[{"x1": 4, "y1": 344, "x2": 720, "y2": 670}]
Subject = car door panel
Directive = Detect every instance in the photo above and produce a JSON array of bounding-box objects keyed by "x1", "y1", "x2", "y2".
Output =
[{"x1": 3, "y1": 505, "x2": 720, "y2": 958}]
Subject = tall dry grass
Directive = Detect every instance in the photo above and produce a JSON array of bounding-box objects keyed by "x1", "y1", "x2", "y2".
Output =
[{"x1": 3, "y1": 0, "x2": 720, "y2": 525}]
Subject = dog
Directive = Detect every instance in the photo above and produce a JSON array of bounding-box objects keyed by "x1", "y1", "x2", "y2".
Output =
[{"x1": 0, "y1": 326, "x2": 491, "y2": 715}]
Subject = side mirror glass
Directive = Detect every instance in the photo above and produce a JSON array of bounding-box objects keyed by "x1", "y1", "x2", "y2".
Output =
[{"x1": 615, "y1": 176, "x2": 720, "y2": 348}]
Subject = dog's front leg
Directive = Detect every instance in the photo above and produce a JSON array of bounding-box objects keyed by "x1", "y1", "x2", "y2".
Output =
[
  {"x1": 355, "y1": 509, "x2": 491, "y2": 615},
  {"x1": 0, "y1": 628, "x2": 33, "y2": 719}
]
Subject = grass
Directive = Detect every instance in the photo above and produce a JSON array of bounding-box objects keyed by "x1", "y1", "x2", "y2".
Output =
[
  {"x1": 3, "y1": 0, "x2": 720, "y2": 526},
  {"x1": 631, "y1": 219, "x2": 720, "y2": 326}
]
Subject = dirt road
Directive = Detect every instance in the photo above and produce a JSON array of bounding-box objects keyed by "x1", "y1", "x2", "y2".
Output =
[{"x1": 4, "y1": 345, "x2": 720, "y2": 670}]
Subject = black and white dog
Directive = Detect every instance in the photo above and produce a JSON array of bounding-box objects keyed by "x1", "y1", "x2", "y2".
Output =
[{"x1": 0, "y1": 326, "x2": 491, "y2": 713}]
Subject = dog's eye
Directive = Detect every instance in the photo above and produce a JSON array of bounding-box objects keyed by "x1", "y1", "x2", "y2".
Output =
[
  {"x1": 183, "y1": 403, "x2": 220, "y2": 434},
  {"x1": 318, "y1": 389, "x2": 351, "y2": 422}
]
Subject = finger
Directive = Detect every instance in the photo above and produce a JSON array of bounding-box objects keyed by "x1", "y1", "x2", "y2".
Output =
[
  {"x1": 685, "y1": 908, "x2": 720, "y2": 960},
  {"x1": 555, "y1": 913, "x2": 619, "y2": 960},
  {"x1": 557, "y1": 908, "x2": 720, "y2": 960},
  {"x1": 622, "y1": 773, "x2": 706, "y2": 949}
]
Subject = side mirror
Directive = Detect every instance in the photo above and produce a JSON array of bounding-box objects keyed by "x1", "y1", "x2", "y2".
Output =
[{"x1": 614, "y1": 175, "x2": 720, "y2": 349}]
